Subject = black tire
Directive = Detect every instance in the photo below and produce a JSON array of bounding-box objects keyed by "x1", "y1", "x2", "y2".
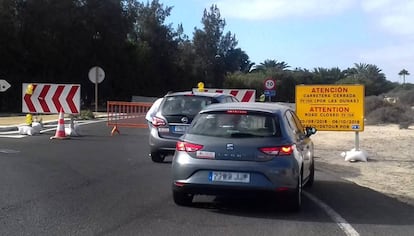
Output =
[
  {"x1": 304, "y1": 161, "x2": 314, "y2": 188},
  {"x1": 287, "y1": 175, "x2": 302, "y2": 212},
  {"x1": 150, "y1": 151, "x2": 165, "y2": 163},
  {"x1": 173, "y1": 190, "x2": 193, "y2": 206}
]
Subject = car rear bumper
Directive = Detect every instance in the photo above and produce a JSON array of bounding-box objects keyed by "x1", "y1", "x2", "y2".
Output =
[
  {"x1": 149, "y1": 126, "x2": 180, "y2": 153},
  {"x1": 172, "y1": 182, "x2": 296, "y2": 197},
  {"x1": 172, "y1": 170, "x2": 298, "y2": 193},
  {"x1": 172, "y1": 152, "x2": 301, "y2": 195}
]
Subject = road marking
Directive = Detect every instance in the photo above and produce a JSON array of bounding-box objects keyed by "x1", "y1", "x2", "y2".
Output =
[
  {"x1": 0, "y1": 149, "x2": 20, "y2": 153},
  {"x1": 304, "y1": 191, "x2": 360, "y2": 236},
  {"x1": 0, "y1": 135, "x2": 26, "y2": 139}
]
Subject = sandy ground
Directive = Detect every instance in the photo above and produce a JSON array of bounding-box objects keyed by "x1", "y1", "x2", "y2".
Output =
[
  {"x1": 313, "y1": 124, "x2": 414, "y2": 206},
  {"x1": 1, "y1": 115, "x2": 413, "y2": 206}
]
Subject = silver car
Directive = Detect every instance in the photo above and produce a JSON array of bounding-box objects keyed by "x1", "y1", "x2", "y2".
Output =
[
  {"x1": 149, "y1": 91, "x2": 239, "y2": 163},
  {"x1": 171, "y1": 102, "x2": 317, "y2": 211}
]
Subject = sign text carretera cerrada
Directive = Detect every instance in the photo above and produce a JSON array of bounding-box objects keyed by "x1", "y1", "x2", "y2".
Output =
[{"x1": 295, "y1": 85, "x2": 365, "y2": 131}]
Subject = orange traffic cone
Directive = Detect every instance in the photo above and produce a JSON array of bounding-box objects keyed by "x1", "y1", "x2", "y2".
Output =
[{"x1": 50, "y1": 108, "x2": 68, "y2": 140}]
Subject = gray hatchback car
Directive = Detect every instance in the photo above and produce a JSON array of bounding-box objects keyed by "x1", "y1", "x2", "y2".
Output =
[
  {"x1": 171, "y1": 102, "x2": 317, "y2": 211},
  {"x1": 149, "y1": 91, "x2": 239, "y2": 163}
]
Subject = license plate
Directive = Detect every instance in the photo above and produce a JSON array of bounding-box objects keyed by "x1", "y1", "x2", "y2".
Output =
[
  {"x1": 209, "y1": 171, "x2": 250, "y2": 183},
  {"x1": 173, "y1": 126, "x2": 187, "y2": 133}
]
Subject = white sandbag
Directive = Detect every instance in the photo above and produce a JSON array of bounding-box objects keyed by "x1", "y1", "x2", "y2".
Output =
[
  {"x1": 18, "y1": 126, "x2": 28, "y2": 135},
  {"x1": 65, "y1": 123, "x2": 80, "y2": 136},
  {"x1": 18, "y1": 126, "x2": 33, "y2": 135},
  {"x1": 18, "y1": 122, "x2": 42, "y2": 136},
  {"x1": 27, "y1": 127, "x2": 33, "y2": 136},
  {"x1": 341, "y1": 148, "x2": 368, "y2": 162},
  {"x1": 31, "y1": 122, "x2": 42, "y2": 133}
]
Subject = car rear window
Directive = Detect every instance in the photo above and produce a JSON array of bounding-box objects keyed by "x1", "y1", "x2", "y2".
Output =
[
  {"x1": 189, "y1": 112, "x2": 281, "y2": 137},
  {"x1": 161, "y1": 95, "x2": 214, "y2": 116}
]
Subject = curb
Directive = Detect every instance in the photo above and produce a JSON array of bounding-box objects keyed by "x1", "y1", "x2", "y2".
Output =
[{"x1": 0, "y1": 115, "x2": 107, "y2": 133}]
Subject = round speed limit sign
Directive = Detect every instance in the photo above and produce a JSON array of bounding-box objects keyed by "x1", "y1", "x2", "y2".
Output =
[{"x1": 264, "y1": 79, "x2": 276, "y2": 90}]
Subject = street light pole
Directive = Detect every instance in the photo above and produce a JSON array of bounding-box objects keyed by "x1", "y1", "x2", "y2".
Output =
[{"x1": 93, "y1": 31, "x2": 101, "y2": 111}]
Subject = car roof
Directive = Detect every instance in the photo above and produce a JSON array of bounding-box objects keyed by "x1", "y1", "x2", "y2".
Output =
[
  {"x1": 200, "y1": 102, "x2": 292, "y2": 114},
  {"x1": 164, "y1": 91, "x2": 234, "y2": 98}
]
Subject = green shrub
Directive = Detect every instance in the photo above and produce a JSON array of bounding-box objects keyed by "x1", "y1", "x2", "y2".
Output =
[
  {"x1": 365, "y1": 95, "x2": 385, "y2": 114},
  {"x1": 71, "y1": 110, "x2": 95, "y2": 120},
  {"x1": 364, "y1": 87, "x2": 414, "y2": 127},
  {"x1": 365, "y1": 103, "x2": 413, "y2": 126},
  {"x1": 386, "y1": 85, "x2": 414, "y2": 105}
]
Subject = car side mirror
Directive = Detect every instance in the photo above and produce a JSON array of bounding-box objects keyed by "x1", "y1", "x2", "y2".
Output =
[{"x1": 305, "y1": 127, "x2": 317, "y2": 137}]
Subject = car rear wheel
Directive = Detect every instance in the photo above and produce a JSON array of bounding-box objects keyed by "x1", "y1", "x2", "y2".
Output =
[
  {"x1": 287, "y1": 175, "x2": 302, "y2": 212},
  {"x1": 150, "y1": 151, "x2": 165, "y2": 163},
  {"x1": 173, "y1": 190, "x2": 193, "y2": 206},
  {"x1": 304, "y1": 161, "x2": 314, "y2": 188}
]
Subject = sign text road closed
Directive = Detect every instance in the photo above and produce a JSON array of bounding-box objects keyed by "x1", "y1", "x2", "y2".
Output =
[{"x1": 295, "y1": 85, "x2": 365, "y2": 131}]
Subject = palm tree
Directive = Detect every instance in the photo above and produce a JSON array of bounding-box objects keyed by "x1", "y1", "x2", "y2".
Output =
[
  {"x1": 312, "y1": 67, "x2": 345, "y2": 84},
  {"x1": 398, "y1": 69, "x2": 410, "y2": 84},
  {"x1": 253, "y1": 59, "x2": 290, "y2": 72},
  {"x1": 339, "y1": 63, "x2": 391, "y2": 96}
]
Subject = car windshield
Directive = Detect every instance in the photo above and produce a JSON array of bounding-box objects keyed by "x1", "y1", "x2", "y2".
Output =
[
  {"x1": 189, "y1": 112, "x2": 281, "y2": 137},
  {"x1": 161, "y1": 95, "x2": 214, "y2": 116}
]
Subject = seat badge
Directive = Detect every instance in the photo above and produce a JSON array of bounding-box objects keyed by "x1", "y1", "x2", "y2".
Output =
[
  {"x1": 226, "y1": 143, "x2": 234, "y2": 151},
  {"x1": 181, "y1": 117, "x2": 189, "y2": 124}
]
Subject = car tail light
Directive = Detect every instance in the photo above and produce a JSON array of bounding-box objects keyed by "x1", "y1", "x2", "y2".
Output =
[
  {"x1": 152, "y1": 116, "x2": 166, "y2": 127},
  {"x1": 259, "y1": 145, "x2": 294, "y2": 156},
  {"x1": 275, "y1": 187, "x2": 289, "y2": 192},
  {"x1": 174, "y1": 181, "x2": 186, "y2": 187},
  {"x1": 226, "y1": 110, "x2": 247, "y2": 114},
  {"x1": 176, "y1": 141, "x2": 203, "y2": 152}
]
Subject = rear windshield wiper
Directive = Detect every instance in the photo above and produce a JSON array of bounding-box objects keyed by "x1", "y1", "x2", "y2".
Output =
[{"x1": 230, "y1": 132, "x2": 260, "y2": 138}]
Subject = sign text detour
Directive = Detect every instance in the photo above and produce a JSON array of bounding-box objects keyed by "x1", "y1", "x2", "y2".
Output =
[{"x1": 296, "y1": 85, "x2": 364, "y2": 131}]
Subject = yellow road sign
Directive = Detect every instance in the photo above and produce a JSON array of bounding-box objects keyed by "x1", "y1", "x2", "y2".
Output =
[{"x1": 295, "y1": 85, "x2": 365, "y2": 131}]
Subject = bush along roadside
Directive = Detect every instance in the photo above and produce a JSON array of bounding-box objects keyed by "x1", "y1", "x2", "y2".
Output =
[
  {"x1": 70, "y1": 110, "x2": 95, "y2": 120},
  {"x1": 365, "y1": 93, "x2": 414, "y2": 129}
]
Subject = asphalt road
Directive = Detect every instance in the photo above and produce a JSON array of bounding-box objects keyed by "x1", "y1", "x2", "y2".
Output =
[{"x1": 1, "y1": 121, "x2": 413, "y2": 236}]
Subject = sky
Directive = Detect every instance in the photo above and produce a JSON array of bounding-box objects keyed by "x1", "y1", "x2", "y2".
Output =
[{"x1": 159, "y1": 0, "x2": 414, "y2": 84}]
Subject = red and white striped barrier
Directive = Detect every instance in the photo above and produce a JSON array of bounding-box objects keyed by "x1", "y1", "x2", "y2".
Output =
[
  {"x1": 22, "y1": 83, "x2": 81, "y2": 114},
  {"x1": 192, "y1": 88, "x2": 256, "y2": 102}
]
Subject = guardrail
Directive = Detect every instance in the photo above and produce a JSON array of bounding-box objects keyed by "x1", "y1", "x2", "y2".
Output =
[{"x1": 107, "y1": 101, "x2": 152, "y2": 135}]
